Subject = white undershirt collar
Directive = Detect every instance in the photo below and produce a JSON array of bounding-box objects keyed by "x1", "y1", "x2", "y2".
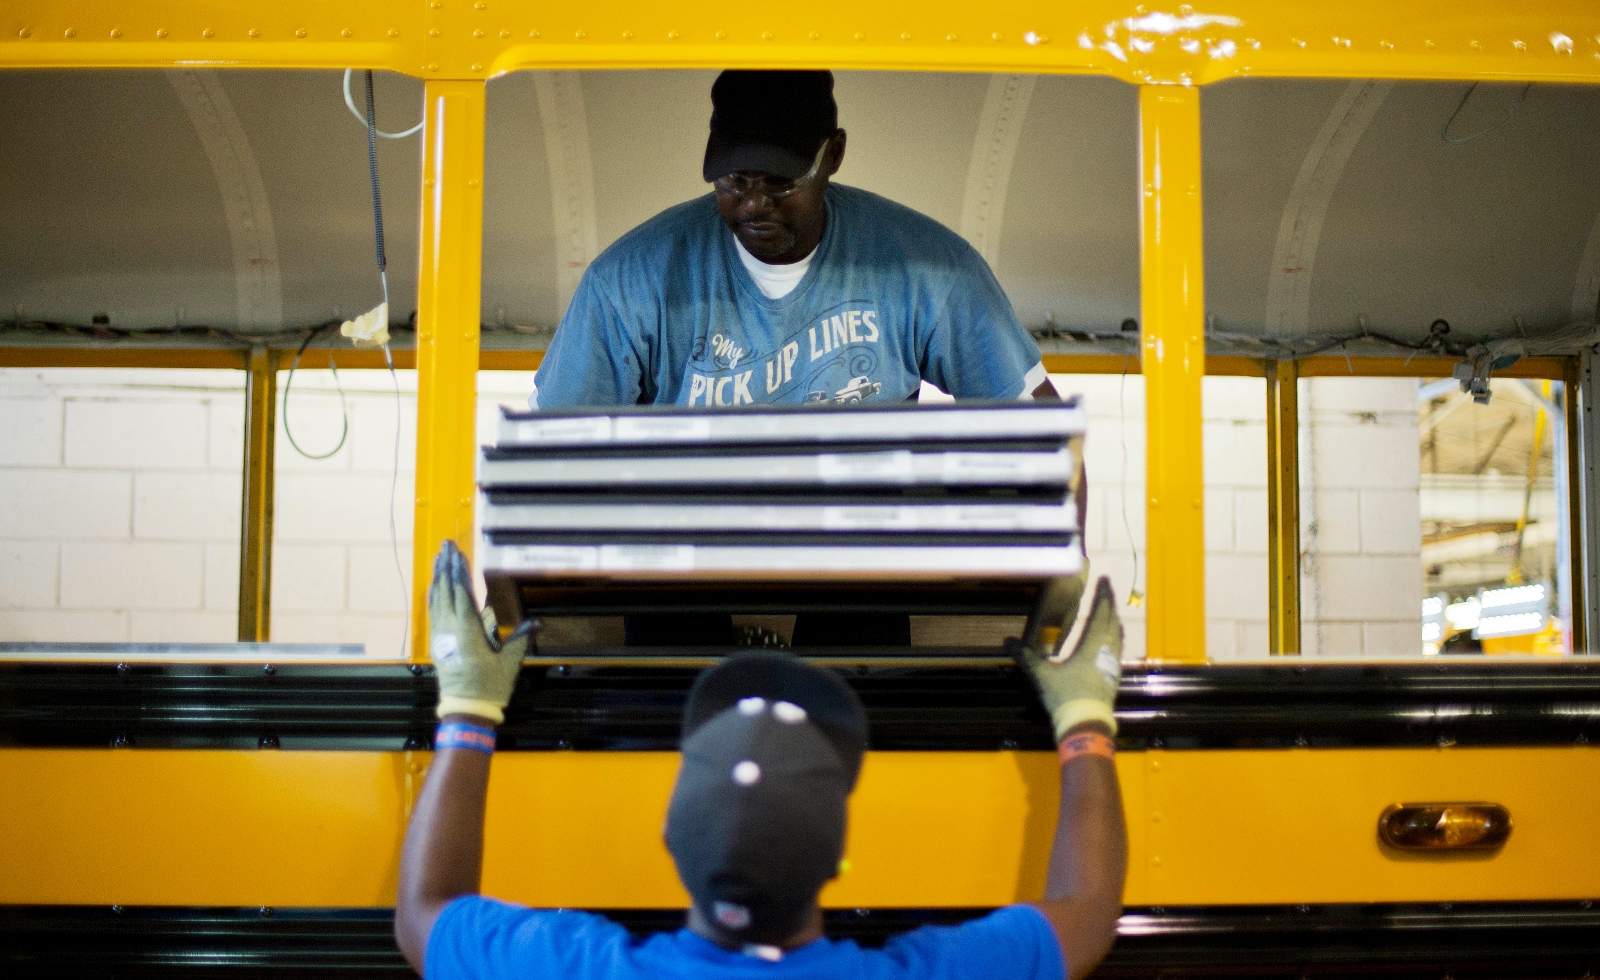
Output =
[{"x1": 734, "y1": 237, "x2": 813, "y2": 300}]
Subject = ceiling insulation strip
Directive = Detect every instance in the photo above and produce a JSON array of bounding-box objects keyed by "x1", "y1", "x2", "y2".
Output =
[
  {"x1": 164, "y1": 70, "x2": 282, "y2": 332},
  {"x1": 532, "y1": 71, "x2": 599, "y2": 317},
  {"x1": 1264, "y1": 79, "x2": 1392, "y2": 338},
  {"x1": 959, "y1": 74, "x2": 1036, "y2": 274}
]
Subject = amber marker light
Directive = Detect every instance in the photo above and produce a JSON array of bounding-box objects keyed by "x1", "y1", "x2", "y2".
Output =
[{"x1": 1378, "y1": 803, "x2": 1512, "y2": 851}]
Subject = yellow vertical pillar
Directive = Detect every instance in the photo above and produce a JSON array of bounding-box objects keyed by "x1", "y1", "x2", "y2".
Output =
[
  {"x1": 237, "y1": 345, "x2": 277, "y2": 642},
  {"x1": 1265, "y1": 359, "x2": 1302, "y2": 654},
  {"x1": 412, "y1": 80, "x2": 486, "y2": 662},
  {"x1": 1139, "y1": 86, "x2": 1207, "y2": 664}
]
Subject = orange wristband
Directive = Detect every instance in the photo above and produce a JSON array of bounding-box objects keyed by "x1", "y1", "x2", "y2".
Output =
[{"x1": 1058, "y1": 731, "x2": 1115, "y2": 765}]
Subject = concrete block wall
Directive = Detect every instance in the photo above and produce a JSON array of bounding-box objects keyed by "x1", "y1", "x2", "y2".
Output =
[
  {"x1": 0, "y1": 367, "x2": 536, "y2": 656},
  {"x1": 0, "y1": 366, "x2": 1420, "y2": 659},
  {"x1": 268, "y1": 369, "x2": 417, "y2": 658},
  {"x1": 1052, "y1": 373, "x2": 1270, "y2": 660},
  {"x1": 1298, "y1": 377, "x2": 1424, "y2": 655},
  {"x1": 266, "y1": 369, "x2": 539, "y2": 657},
  {"x1": 0, "y1": 368, "x2": 244, "y2": 642}
]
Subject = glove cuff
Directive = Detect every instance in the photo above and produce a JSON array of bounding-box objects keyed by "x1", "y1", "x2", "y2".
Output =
[
  {"x1": 1050, "y1": 698, "x2": 1117, "y2": 740},
  {"x1": 436, "y1": 696, "x2": 506, "y2": 725}
]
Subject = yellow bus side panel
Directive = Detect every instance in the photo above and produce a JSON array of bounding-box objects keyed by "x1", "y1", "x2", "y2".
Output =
[{"x1": 0, "y1": 748, "x2": 1593, "y2": 907}]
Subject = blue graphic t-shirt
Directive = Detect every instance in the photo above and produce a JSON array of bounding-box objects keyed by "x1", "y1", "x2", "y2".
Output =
[
  {"x1": 426, "y1": 899, "x2": 1066, "y2": 980},
  {"x1": 530, "y1": 185, "x2": 1045, "y2": 409}
]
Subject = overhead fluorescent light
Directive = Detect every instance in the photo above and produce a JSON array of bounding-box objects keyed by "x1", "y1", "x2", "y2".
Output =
[
  {"x1": 1480, "y1": 583, "x2": 1546, "y2": 610},
  {"x1": 1475, "y1": 611, "x2": 1545, "y2": 639}
]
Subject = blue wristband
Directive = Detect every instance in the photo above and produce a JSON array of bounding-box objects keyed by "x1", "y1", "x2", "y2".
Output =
[{"x1": 435, "y1": 721, "x2": 496, "y2": 754}]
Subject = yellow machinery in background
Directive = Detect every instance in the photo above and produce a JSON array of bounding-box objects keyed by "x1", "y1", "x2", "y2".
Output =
[{"x1": 3, "y1": 2, "x2": 1600, "y2": 975}]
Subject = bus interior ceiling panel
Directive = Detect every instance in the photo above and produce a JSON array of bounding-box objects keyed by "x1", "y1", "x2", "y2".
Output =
[
  {"x1": 5, "y1": 70, "x2": 1600, "y2": 348},
  {"x1": 1203, "y1": 79, "x2": 1600, "y2": 343}
]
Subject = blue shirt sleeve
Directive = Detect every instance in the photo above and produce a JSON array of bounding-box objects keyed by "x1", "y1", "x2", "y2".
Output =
[
  {"x1": 424, "y1": 896, "x2": 631, "y2": 980},
  {"x1": 531, "y1": 267, "x2": 647, "y2": 409},
  {"x1": 916, "y1": 254, "x2": 1042, "y2": 400},
  {"x1": 877, "y1": 905, "x2": 1066, "y2": 980}
]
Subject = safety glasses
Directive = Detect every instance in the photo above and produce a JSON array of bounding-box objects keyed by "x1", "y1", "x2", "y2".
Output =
[{"x1": 711, "y1": 138, "x2": 830, "y2": 201}]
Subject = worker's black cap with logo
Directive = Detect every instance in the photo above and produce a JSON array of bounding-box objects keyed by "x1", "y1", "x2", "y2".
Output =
[
  {"x1": 664, "y1": 652, "x2": 867, "y2": 941},
  {"x1": 704, "y1": 70, "x2": 838, "y2": 182}
]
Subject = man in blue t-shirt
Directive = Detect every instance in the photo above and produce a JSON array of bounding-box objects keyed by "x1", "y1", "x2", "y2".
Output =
[
  {"x1": 529, "y1": 69, "x2": 1055, "y2": 411},
  {"x1": 530, "y1": 70, "x2": 1062, "y2": 647},
  {"x1": 396, "y1": 541, "x2": 1127, "y2": 980}
]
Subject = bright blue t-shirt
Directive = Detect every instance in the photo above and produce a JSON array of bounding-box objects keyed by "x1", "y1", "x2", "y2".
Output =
[
  {"x1": 530, "y1": 184, "x2": 1045, "y2": 409},
  {"x1": 426, "y1": 899, "x2": 1066, "y2": 980}
]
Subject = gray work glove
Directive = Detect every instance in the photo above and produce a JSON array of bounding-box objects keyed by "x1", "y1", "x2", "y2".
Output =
[
  {"x1": 1018, "y1": 576, "x2": 1123, "y2": 739},
  {"x1": 428, "y1": 539, "x2": 535, "y2": 724}
]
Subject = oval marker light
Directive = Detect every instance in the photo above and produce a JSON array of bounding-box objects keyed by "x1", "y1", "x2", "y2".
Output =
[{"x1": 1379, "y1": 803, "x2": 1512, "y2": 851}]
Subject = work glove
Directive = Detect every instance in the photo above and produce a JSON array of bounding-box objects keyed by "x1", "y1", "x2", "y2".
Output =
[
  {"x1": 428, "y1": 539, "x2": 536, "y2": 724},
  {"x1": 1018, "y1": 576, "x2": 1123, "y2": 739}
]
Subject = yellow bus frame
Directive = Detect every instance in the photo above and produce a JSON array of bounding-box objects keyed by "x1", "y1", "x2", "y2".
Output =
[{"x1": 3, "y1": 1, "x2": 1596, "y2": 661}]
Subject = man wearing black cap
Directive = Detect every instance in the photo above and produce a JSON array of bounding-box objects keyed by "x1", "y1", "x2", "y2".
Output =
[
  {"x1": 529, "y1": 69, "x2": 1054, "y2": 410},
  {"x1": 397, "y1": 541, "x2": 1127, "y2": 980}
]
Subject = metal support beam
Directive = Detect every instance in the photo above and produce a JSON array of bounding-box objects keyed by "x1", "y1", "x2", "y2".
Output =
[
  {"x1": 1139, "y1": 85, "x2": 1207, "y2": 664},
  {"x1": 1265, "y1": 359, "x2": 1302, "y2": 655},
  {"x1": 237, "y1": 345, "x2": 276, "y2": 642},
  {"x1": 1574, "y1": 355, "x2": 1599, "y2": 654},
  {"x1": 412, "y1": 80, "x2": 486, "y2": 663},
  {"x1": 1565, "y1": 362, "x2": 1585, "y2": 652}
]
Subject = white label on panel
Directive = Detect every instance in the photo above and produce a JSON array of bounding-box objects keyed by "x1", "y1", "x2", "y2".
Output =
[
  {"x1": 514, "y1": 417, "x2": 612, "y2": 445},
  {"x1": 614, "y1": 416, "x2": 712, "y2": 442},
  {"x1": 823, "y1": 506, "x2": 917, "y2": 530},
  {"x1": 599, "y1": 544, "x2": 696, "y2": 571},
  {"x1": 940, "y1": 453, "x2": 1040, "y2": 483},
  {"x1": 504, "y1": 545, "x2": 601, "y2": 571},
  {"x1": 817, "y1": 451, "x2": 915, "y2": 484}
]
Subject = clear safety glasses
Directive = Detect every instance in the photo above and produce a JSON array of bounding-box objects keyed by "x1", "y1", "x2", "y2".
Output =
[{"x1": 712, "y1": 139, "x2": 830, "y2": 201}]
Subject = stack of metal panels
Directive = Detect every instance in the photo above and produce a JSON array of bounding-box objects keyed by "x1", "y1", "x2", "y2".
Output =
[{"x1": 479, "y1": 400, "x2": 1086, "y2": 622}]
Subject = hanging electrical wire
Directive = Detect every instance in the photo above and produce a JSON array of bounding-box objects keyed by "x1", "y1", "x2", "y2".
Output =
[
  {"x1": 1441, "y1": 81, "x2": 1534, "y2": 146},
  {"x1": 357, "y1": 68, "x2": 413, "y2": 659},
  {"x1": 281, "y1": 324, "x2": 351, "y2": 460},
  {"x1": 342, "y1": 68, "x2": 423, "y2": 139}
]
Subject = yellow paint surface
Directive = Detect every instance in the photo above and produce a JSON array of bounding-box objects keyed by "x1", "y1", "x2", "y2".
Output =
[
  {"x1": 1139, "y1": 85, "x2": 1207, "y2": 664},
  {"x1": 411, "y1": 79, "x2": 486, "y2": 662},
  {"x1": 2, "y1": 747, "x2": 1596, "y2": 908},
  {"x1": 3, "y1": 2, "x2": 1600, "y2": 86}
]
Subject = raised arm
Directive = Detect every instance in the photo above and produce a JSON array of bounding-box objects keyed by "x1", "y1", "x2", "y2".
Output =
[
  {"x1": 1020, "y1": 578, "x2": 1128, "y2": 980},
  {"x1": 395, "y1": 542, "x2": 534, "y2": 973}
]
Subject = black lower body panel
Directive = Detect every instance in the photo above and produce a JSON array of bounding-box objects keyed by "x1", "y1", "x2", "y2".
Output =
[{"x1": 3, "y1": 903, "x2": 1597, "y2": 978}]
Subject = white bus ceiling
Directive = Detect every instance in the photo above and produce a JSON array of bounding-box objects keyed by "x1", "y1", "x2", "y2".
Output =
[{"x1": 2, "y1": 69, "x2": 1599, "y2": 345}]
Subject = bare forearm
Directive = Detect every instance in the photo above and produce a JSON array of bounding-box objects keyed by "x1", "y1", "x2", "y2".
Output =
[
  {"x1": 394, "y1": 718, "x2": 495, "y2": 971},
  {"x1": 1034, "y1": 724, "x2": 1127, "y2": 980}
]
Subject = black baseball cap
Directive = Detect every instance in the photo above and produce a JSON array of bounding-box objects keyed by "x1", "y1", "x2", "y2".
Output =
[
  {"x1": 703, "y1": 70, "x2": 839, "y2": 182},
  {"x1": 664, "y1": 653, "x2": 867, "y2": 941}
]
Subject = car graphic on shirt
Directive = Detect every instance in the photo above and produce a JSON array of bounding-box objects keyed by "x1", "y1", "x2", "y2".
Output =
[{"x1": 804, "y1": 376, "x2": 882, "y2": 405}]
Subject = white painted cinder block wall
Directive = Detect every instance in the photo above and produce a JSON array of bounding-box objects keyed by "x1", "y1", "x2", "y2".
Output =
[
  {"x1": 1298, "y1": 376, "x2": 1425, "y2": 656},
  {"x1": 0, "y1": 367, "x2": 1419, "y2": 657},
  {"x1": 0, "y1": 368, "x2": 245, "y2": 642}
]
